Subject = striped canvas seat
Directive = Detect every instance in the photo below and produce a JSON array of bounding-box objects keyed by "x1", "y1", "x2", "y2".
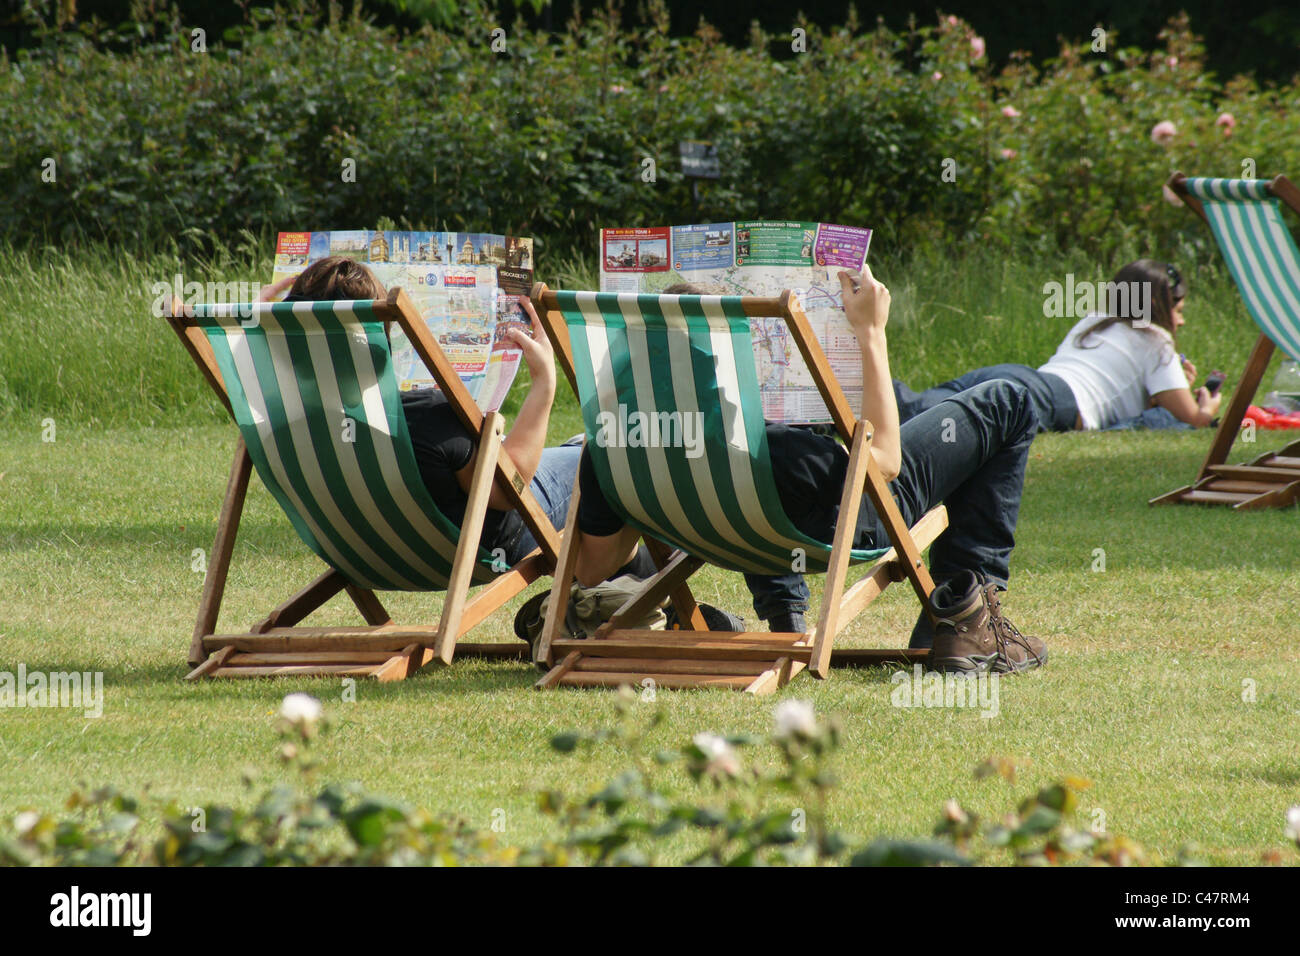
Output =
[
  {"x1": 193, "y1": 299, "x2": 496, "y2": 591},
  {"x1": 559, "y1": 290, "x2": 890, "y2": 575},
  {"x1": 1180, "y1": 178, "x2": 1300, "y2": 360}
]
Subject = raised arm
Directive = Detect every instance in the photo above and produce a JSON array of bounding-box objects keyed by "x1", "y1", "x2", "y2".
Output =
[
  {"x1": 839, "y1": 267, "x2": 902, "y2": 480},
  {"x1": 454, "y1": 298, "x2": 557, "y2": 509}
]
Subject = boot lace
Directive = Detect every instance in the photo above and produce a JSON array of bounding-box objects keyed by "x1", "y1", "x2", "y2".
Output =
[{"x1": 984, "y1": 585, "x2": 1044, "y2": 665}]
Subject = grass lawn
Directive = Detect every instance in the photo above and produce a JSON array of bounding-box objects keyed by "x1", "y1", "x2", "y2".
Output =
[
  {"x1": 3, "y1": 421, "x2": 1298, "y2": 864},
  {"x1": 2, "y1": 243, "x2": 1299, "y2": 864}
]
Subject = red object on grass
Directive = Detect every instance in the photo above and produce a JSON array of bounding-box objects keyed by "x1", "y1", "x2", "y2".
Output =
[{"x1": 1243, "y1": 405, "x2": 1300, "y2": 429}]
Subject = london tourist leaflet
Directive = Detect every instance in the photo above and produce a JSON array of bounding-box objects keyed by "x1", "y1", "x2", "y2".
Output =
[
  {"x1": 271, "y1": 230, "x2": 534, "y2": 413},
  {"x1": 599, "y1": 220, "x2": 873, "y2": 424}
]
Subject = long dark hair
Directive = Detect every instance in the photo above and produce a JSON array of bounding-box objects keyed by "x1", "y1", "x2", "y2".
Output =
[{"x1": 1074, "y1": 259, "x2": 1186, "y2": 354}]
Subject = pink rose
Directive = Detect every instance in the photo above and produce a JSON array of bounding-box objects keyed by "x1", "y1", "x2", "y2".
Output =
[
  {"x1": 1166, "y1": 56, "x2": 1178, "y2": 68},
  {"x1": 609, "y1": 84, "x2": 626, "y2": 94},
  {"x1": 946, "y1": 15, "x2": 958, "y2": 26},
  {"x1": 1001, "y1": 105, "x2": 1021, "y2": 118},
  {"x1": 1216, "y1": 112, "x2": 1236, "y2": 136},
  {"x1": 1000, "y1": 148, "x2": 1017, "y2": 160},
  {"x1": 1150, "y1": 120, "x2": 1177, "y2": 145},
  {"x1": 970, "y1": 35, "x2": 985, "y2": 60},
  {"x1": 932, "y1": 70, "x2": 943, "y2": 82}
]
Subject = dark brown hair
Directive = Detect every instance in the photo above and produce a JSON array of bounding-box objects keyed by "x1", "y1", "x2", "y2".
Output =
[
  {"x1": 288, "y1": 256, "x2": 386, "y2": 301},
  {"x1": 1074, "y1": 259, "x2": 1186, "y2": 353}
]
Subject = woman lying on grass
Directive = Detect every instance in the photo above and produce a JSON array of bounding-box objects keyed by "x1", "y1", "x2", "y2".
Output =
[
  {"x1": 571, "y1": 266, "x2": 1049, "y2": 674},
  {"x1": 893, "y1": 259, "x2": 1223, "y2": 431}
]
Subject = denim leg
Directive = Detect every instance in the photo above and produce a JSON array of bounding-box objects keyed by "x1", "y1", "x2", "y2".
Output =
[
  {"x1": 895, "y1": 365, "x2": 1061, "y2": 432},
  {"x1": 893, "y1": 367, "x2": 1000, "y2": 423},
  {"x1": 742, "y1": 572, "x2": 811, "y2": 621},
  {"x1": 866, "y1": 378, "x2": 1037, "y2": 590},
  {"x1": 507, "y1": 444, "x2": 580, "y2": 563}
]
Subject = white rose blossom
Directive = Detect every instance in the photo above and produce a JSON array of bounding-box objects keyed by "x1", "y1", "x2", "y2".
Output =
[
  {"x1": 773, "y1": 699, "x2": 817, "y2": 739},
  {"x1": 1285, "y1": 806, "x2": 1300, "y2": 843},
  {"x1": 279, "y1": 692, "x2": 323, "y2": 730},
  {"x1": 693, "y1": 732, "x2": 741, "y2": 776}
]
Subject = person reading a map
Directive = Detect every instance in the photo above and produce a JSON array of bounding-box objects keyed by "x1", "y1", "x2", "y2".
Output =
[
  {"x1": 572, "y1": 266, "x2": 1047, "y2": 675},
  {"x1": 891, "y1": 260, "x2": 1220, "y2": 431},
  {"x1": 661, "y1": 281, "x2": 819, "y2": 637},
  {"x1": 269, "y1": 258, "x2": 661, "y2": 583}
]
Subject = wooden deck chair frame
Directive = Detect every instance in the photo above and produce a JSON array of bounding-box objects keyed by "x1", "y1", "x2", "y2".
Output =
[
  {"x1": 1151, "y1": 172, "x2": 1300, "y2": 510},
  {"x1": 528, "y1": 283, "x2": 947, "y2": 694},
  {"x1": 166, "y1": 287, "x2": 560, "y2": 681}
]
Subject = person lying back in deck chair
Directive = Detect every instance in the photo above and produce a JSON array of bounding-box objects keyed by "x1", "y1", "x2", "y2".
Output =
[
  {"x1": 260, "y1": 258, "x2": 661, "y2": 584},
  {"x1": 573, "y1": 266, "x2": 1048, "y2": 676}
]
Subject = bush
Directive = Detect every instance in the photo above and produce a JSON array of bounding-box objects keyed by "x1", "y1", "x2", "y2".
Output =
[
  {"x1": 6, "y1": 689, "x2": 1265, "y2": 867},
  {"x1": 2, "y1": 3, "x2": 1297, "y2": 263}
]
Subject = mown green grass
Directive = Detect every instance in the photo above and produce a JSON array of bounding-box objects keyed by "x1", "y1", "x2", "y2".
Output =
[
  {"x1": 2, "y1": 245, "x2": 1298, "y2": 864},
  {"x1": 3, "y1": 424, "x2": 1298, "y2": 863}
]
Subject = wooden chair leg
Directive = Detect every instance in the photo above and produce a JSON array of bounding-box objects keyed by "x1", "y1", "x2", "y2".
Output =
[
  {"x1": 810, "y1": 421, "x2": 873, "y2": 678},
  {"x1": 457, "y1": 550, "x2": 547, "y2": 637},
  {"x1": 645, "y1": 537, "x2": 706, "y2": 629},
  {"x1": 189, "y1": 438, "x2": 253, "y2": 666},
  {"x1": 344, "y1": 584, "x2": 392, "y2": 626},
  {"x1": 432, "y1": 412, "x2": 506, "y2": 666},
  {"x1": 184, "y1": 645, "x2": 234, "y2": 681},
  {"x1": 597, "y1": 550, "x2": 705, "y2": 637},
  {"x1": 1196, "y1": 333, "x2": 1274, "y2": 480},
  {"x1": 861, "y1": 451, "x2": 936, "y2": 606},
  {"x1": 536, "y1": 463, "x2": 584, "y2": 666},
  {"x1": 250, "y1": 568, "x2": 348, "y2": 633},
  {"x1": 1151, "y1": 333, "x2": 1280, "y2": 507}
]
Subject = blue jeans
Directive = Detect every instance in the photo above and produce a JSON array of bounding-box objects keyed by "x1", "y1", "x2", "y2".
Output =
[
  {"x1": 744, "y1": 379, "x2": 1038, "y2": 623},
  {"x1": 743, "y1": 571, "x2": 811, "y2": 622},
  {"x1": 1103, "y1": 406, "x2": 1193, "y2": 431},
  {"x1": 507, "y1": 444, "x2": 581, "y2": 563},
  {"x1": 894, "y1": 364, "x2": 1077, "y2": 432}
]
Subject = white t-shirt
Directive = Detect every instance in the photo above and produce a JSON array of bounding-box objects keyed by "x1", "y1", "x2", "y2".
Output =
[{"x1": 1038, "y1": 315, "x2": 1189, "y2": 430}]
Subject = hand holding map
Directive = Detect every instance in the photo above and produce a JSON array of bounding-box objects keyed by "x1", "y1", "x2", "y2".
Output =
[
  {"x1": 599, "y1": 220, "x2": 873, "y2": 424},
  {"x1": 270, "y1": 230, "x2": 535, "y2": 414}
]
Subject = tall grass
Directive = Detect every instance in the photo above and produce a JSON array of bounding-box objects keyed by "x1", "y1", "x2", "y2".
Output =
[{"x1": 0, "y1": 241, "x2": 1288, "y2": 428}]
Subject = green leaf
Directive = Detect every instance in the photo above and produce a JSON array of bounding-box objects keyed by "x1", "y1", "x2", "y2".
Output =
[
  {"x1": 851, "y1": 839, "x2": 971, "y2": 867},
  {"x1": 344, "y1": 798, "x2": 408, "y2": 847}
]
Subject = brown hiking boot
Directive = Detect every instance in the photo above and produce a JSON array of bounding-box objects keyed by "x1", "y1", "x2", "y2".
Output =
[{"x1": 928, "y1": 571, "x2": 1047, "y2": 674}]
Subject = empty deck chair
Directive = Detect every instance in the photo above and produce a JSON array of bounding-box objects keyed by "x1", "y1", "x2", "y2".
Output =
[{"x1": 1152, "y1": 173, "x2": 1300, "y2": 510}]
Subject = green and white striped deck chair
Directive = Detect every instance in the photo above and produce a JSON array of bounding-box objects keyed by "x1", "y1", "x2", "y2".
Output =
[
  {"x1": 1152, "y1": 173, "x2": 1300, "y2": 510},
  {"x1": 529, "y1": 284, "x2": 948, "y2": 694},
  {"x1": 165, "y1": 288, "x2": 560, "y2": 680}
]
